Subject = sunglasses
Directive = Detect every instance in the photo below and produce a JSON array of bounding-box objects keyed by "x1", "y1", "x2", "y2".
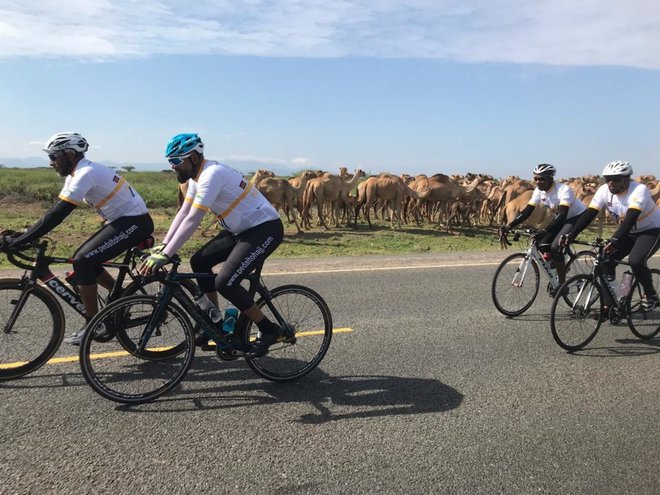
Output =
[
  {"x1": 533, "y1": 176, "x2": 551, "y2": 182},
  {"x1": 48, "y1": 153, "x2": 63, "y2": 161},
  {"x1": 168, "y1": 155, "x2": 190, "y2": 166},
  {"x1": 604, "y1": 176, "x2": 625, "y2": 183}
]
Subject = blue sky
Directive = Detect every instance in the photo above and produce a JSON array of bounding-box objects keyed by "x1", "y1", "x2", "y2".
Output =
[{"x1": 1, "y1": 1, "x2": 659, "y2": 178}]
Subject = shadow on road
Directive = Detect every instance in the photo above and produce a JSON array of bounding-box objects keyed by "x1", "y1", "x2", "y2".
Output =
[
  {"x1": 566, "y1": 337, "x2": 659, "y2": 357},
  {"x1": 113, "y1": 357, "x2": 463, "y2": 421}
]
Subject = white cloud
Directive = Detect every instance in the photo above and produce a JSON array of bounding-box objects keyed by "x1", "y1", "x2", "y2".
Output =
[{"x1": 0, "y1": 1, "x2": 659, "y2": 68}]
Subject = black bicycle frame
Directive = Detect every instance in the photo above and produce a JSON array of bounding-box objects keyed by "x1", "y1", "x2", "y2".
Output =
[
  {"x1": 135, "y1": 258, "x2": 280, "y2": 352},
  {"x1": 4, "y1": 240, "x2": 143, "y2": 326}
]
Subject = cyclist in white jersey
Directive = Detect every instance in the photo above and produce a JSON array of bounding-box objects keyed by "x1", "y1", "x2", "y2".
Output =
[
  {"x1": 499, "y1": 164, "x2": 587, "y2": 284},
  {"x1": 139, "y1": 133, "x2": 284, "y2": 357},
  {"x1": 563, "y1": 161, "x2": 660, "y2": 311},
  {"x1": 2, "y1": 132, "x2": 154, "y2": 343}
]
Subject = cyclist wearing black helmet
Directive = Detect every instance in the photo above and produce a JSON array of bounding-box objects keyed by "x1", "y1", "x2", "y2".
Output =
[
  {"x1": 499, "y1": 163, "x2": 587, "y2": 284},
  {"x1": 562, "y1": 161, "x2": 660, "y2": 311}
]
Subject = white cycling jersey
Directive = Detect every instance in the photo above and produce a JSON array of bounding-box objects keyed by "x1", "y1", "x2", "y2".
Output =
[
  {"x1": 529, "y1": 183, "x2": 586, "y2": 219},
  {"x1": 183, "y1": 160, "x2": 279, "y2": 234},
  {"x1": 59, "y1": 159, "x2": 147, "y2": 222},
  {"x1": 589, "y1": 181, "x2": 660, "y2": 233}
]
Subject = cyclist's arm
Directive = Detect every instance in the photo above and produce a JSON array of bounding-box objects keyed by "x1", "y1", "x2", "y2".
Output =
[
  {"x1": 610, "y1": 208, "x2": 641, "y2": 246},
  {"x1": 162, "y1": 200, "x2": 192, "y2": 245},
  {"x1": 161, "y1": 207, "x2": 206, "y2": 258},
  {"x1": 541, "y1": 205, "x2": 569, "y2": 233},
  {"x1": 507, "y1": 204, "x2": 535, "y2": 229},
  {"x1": 567, "y1": 207, "x2": 599, "y2": 238},
  {"x1": 12, "y1": 200, "x2": 77, "y2": 245}
]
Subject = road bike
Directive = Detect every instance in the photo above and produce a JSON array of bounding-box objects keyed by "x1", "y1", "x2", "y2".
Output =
[
  {"x1": 0, "y1": 237, "x2": 195, "y2": 380},
  {"x1": 491, "y1": 229, "x2": 597, "y2": 316},
  {"x1": 79, "y1": 253, "x2": 333, "y2": 404},
  {"x1": 549, "y1": 238, "x2": 660, "y2": 351}
]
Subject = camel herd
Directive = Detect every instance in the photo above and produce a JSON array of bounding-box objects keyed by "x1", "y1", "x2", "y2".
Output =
[{"x1": 183, "y1": 168, "x2": 660, "y2": 234}]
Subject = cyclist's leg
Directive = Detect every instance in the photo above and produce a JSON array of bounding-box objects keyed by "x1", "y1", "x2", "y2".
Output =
[
  {"x1": 189, "y1": 230, "x2": 235, "y2": 307},
  {"x1": 550, "y1": 220, "x2": 577, "y2": 283},
  {"x1": 215, "y1": 219, "x2": 284, "y2": 352},
  {"x1": 627, "y1": 229, "x2": 660, "y2": 303},
  {"x1": 601, "y1": 235, "x2": 634, "y2": 307},
  {"x1": 72, "y1": 214, "x2": 154, "y2": 321}
]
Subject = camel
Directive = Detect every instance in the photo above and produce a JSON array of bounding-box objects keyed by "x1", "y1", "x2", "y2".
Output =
[
  {"x1": 301, "y1": 170, "x2": 366, "y2": 229},
  {"x1": 354, "y1": 175, "x2": 431, "y2": 230},
  {"x1": 250, "y1": 169, "x2": 303, "y2": 234}
]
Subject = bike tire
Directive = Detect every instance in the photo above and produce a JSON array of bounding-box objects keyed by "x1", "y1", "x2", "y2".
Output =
[
  {"x1": 550, "y1": 274, "x2": 602, "y2": 351},
  {"x1": 0, "y1": 279, "x2": 65, "y2": 380},
  {"x1": 491, "y1": 253, "x2": 540, "y2": 316},
  {"x1": 244, "y1": 284, "x2": 333, "y2": 382},
  {"x1": 79, "y1": 294, "x2": 195, "y2": 404},
  {"x1": 627, "y1": 268, "x2": 660, "y2": 339}
]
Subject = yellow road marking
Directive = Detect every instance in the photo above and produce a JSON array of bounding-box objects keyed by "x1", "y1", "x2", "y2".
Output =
[{"x1": 0, "y1": 327, "x2": 353, "y2": 368}]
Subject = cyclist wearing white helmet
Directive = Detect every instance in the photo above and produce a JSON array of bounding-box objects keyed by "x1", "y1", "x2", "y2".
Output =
[
  {"x1": 1, "y1": 132, "x2": 154, "y2": 344},
  {"x1": 563, "y1": 161, "x2": 660, "y2": 311},
  {"x1": 499, "y1": 163, "x2": 587, "y2": 284},
  {"x1": 139, "y1": 133, "x2": 284, "y2": 357}
]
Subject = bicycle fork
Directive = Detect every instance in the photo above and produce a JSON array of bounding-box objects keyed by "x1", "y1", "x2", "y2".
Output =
[
  {"x1": 3, "y1": 278, "x2": 35, "y2": 334},
  {"x1": 512, "y1": 255, "x2": 532, "y2": 288}
]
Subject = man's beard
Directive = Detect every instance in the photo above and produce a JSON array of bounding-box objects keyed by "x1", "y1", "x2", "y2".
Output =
[{"x1": 175, "y1": 169, "x2": 190, "y2": 184}]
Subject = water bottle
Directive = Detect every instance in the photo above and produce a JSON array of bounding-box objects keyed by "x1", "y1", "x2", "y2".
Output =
[
  {"x1": 619, "y1": 271, "x2": 633, "y2": 298},
  {"x1": 194, "y1": 294, "x2": 222, "y2": 324},
  {"x1": 222, "y1": 307, "x2": 238, "y2": 334},
  {"x1": 605, "y1": 275, "x2": 620, "y2": 299}
]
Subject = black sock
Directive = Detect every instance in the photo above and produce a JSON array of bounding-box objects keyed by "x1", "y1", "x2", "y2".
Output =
[{"x1": 256, "y1": 317, "x2": 278, "y2": 335}]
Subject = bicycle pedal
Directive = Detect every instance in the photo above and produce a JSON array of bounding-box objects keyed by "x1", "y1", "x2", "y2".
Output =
[{"x1": 200, "y1": 343, "x2": 217, "y2": 351}]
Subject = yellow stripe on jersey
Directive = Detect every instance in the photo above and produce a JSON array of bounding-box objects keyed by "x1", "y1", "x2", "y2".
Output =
[
  {"x1": 216, "y1": 181, "x2": 253, "y2": 221},
  {"x1": 58, "y1": 195, "x2": 80, "y2": 206},
  {"x1": 192, "y1": 203, "x2": 210, "y2": 212},
  {"x1": 95, "y1": 177, "x2": 126, "y2": 209}
]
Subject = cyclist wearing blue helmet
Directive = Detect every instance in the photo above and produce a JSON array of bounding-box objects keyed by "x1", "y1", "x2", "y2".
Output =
[{"x1": 139, "y1": 133, "x2": 285, "y2": 356}]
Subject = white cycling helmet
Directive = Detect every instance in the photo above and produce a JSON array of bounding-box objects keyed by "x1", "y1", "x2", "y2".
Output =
[
  {"x1": 602, "y1": 160, "x2": 632, "y2": 177},
  {"x1": 43, "y1": 132, "x2": 89, "y2": 154},
  {"x1": 533, "y1": 163, "x2": 556, "y2": 176}
]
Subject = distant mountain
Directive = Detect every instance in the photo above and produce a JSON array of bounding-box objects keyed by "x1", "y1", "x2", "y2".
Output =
[{"x1": 0, "y1": 157, "x2": 302, "y2": 176}]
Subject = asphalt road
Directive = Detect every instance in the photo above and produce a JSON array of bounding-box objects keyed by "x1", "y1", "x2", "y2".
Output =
[{"x1": 1, "y1": 252, "x2": 658, "y2": 494}]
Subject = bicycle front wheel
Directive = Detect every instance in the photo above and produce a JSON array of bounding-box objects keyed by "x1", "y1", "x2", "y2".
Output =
[
  {"x1": 116, "y1": 277, "x2": 198, "y2": 359},
  {"x1": 0, "y1": 279, "x2": 65, "y2": 380},
  {"x1": 627, "y1": 268, "x2": 660, "y2": 339},
  {"x1": 80, "y1": 295, "x2": 195, "y2": 404},
  {"x1": 244, "y1": 285, "x2": 332, "y2": 382},
  {"x1": 491, "y1": 253, "x2": 540, "y2": 316},
  {"x1": 550, "y1": 274, "x2": 602, "y2": 351}
]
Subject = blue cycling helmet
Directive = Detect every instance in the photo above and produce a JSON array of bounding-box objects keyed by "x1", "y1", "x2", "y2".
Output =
[{"x1": 165, "y1": 133, "x2": 204, "y2": 158}]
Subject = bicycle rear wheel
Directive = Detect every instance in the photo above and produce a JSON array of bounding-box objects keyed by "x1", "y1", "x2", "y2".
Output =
[
  {"x1": 627, "y1": 268, "x2": 660, "y2": 339},
  {"x1": 80, "y1": 295, "x2": 195, "y2": 404},
  {"x1": 0, "y1": 279, "x2": 65, "y2": 380},
  {"x1": 491, "y1": 253, "x2": 540, "y2": 316},
  {"x1": 244, "y1": 285, "x2": 332, "y2": 382},
  {"x1": 563, "y1": 250, "x2": 597, "y2": 306},
  {"x1": 550, "y1": 274, "x2": 602, "y2": 351},
  {"x1": 566, "y1": 250, "x2": 597, "y2": 277}
]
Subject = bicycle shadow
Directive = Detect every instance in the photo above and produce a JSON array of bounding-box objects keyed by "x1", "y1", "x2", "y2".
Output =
[
  {"x1": 117, "y1": 357, "x2": 464, "y2": 422},
  {"x1": 563, "y1": 337, "x2": 659, "y2": 357}
]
